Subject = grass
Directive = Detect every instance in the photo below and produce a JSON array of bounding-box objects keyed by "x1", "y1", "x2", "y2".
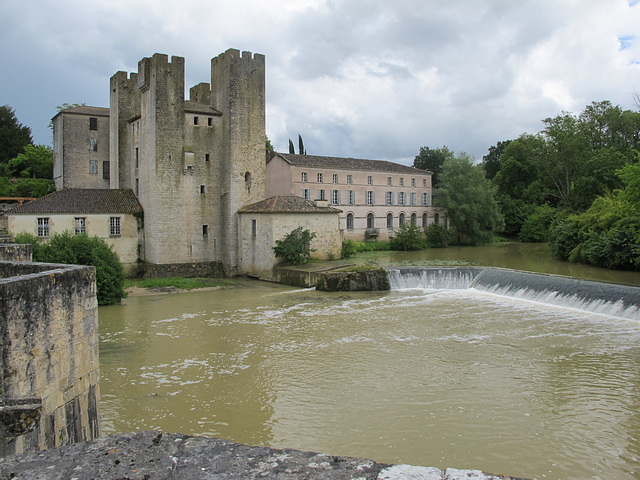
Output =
[{"x1": 125, "y1": 277, "x2": 236, "y2": 291}]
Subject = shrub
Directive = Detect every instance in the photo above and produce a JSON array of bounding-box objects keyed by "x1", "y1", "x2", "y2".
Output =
[
  {"x1": 518, "y1": 204, "x2": 556, "y2": 243},
  {"x1": 16, "y1": 231, "x2": 126, "y2": 305},
  {"x1": 273, "y1": 226, "x2": 316, "y2": 265},
  {"x1": 341, "y1": 240, "x2": 359, "y2": 259},
  {"x1": 425, "y1": 223, "x2": 453, "y2": 248},
  {"x1": 389, "y1": 223, "x2": 427, "y2": 251}
]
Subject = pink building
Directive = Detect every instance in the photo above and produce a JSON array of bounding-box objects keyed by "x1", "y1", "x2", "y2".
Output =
[{"x1": 266, "y1": 153, "x2": 445, "y2": 241}]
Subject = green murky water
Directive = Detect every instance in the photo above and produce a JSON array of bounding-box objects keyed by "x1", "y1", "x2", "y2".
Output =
[{"x1": 98, "y1": 244, "x2": 640, "y2": 479}]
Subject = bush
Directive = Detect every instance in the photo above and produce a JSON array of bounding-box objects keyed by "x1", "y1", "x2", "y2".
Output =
[
  {"x1": 518, "y1": 204, "x2": 556, "y2": 243},
  {"x1": 425, "y1": 223, "x2": 452, "y2": 248},
  {"x1": 15, "y1": 231, "x2": 126, "y2": 305},
  {"x1": 341, "y1": 240, "x2": 358, "y2": 258},
  {"x1": 389, "y1": 223, "x2": 427, "y2": 251},
  {"x1": 273, "y1": 226, "x2": 316, "y2": 265}
]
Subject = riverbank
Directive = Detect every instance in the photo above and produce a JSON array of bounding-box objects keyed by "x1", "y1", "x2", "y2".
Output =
[{"x1": 0, "y1": 431, "x2": 529, "y2": 480}]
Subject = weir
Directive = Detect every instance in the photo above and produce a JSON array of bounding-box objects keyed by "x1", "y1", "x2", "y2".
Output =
[{"x1": 387, "y1": 267, "x2": 640, "y2": 320}]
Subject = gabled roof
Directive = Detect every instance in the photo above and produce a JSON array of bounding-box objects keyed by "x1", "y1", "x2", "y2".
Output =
[
  {"x1": 239, "y1": 195, "x2": 341, "y2": 214},
  {"x1": 7, "y1": 189, "x2": 143, "y2": 215},
  {"x1": 184, "y1": 101, "x2": 222, "y2": 116},
  {"x1": 270, "y1": 153, "x2": 431, "y2": 175}
]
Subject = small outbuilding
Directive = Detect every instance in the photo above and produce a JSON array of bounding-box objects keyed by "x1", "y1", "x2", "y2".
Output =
[{"x1": 237, "y1": 195, "x2": 342, "y2": 280}]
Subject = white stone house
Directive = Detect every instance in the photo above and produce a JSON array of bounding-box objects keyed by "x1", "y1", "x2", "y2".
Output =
[
  {"x1": 266, "y1": 153, "x2": 445, "y2": 242},
  {"x1": 238, "y1": 196, "x2": 342, "y2": 280},
  {"x1": 6, "y1": 189, "x2": 143, "y2": 273}
]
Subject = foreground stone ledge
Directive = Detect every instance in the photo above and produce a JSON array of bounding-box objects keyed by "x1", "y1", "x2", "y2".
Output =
[{"x1": 0, "y1": 431, "x2": 529, "y2": 479}]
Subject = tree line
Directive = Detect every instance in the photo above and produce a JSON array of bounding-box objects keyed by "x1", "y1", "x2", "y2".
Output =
[{"x1": 413, "y1": 100, "x2": 640, "y2": 270}]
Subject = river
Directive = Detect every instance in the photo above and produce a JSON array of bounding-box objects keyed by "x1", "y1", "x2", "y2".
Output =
[{"x1": 98, "y1": 243, "x2": 640, "y2": 479}]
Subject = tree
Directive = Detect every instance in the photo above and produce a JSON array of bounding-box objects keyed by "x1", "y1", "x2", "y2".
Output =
[
  {"x1": 482, "y1": 140, "x2": 511, "y2": 180},
  {"x1": 8, "y1": 144, "x2": 53, "y2": 179},
  {"x1": 273, "y1": 226, "x2": 316, "y2": 264},
  {"x1": 288, "y1": 139, "x2": 295, "y2": 154},
  {"x1": 0, "y1": 105, "x2": 33, "y2": 165},
  {"x1": 14, "y1": 231, "x2": 126, "y2": 305},
  {"x1": 413, "y1": 146, "x2": 454, "y2": 188},
  {"x1": 266, "y1": 135, "x2": 274, "y2": 152},
  {"x1": 436, "y1": 153, "x2": 504, "y2": 245},
  {"x1": 389, "y1": 223, "x2": 427, "y2": 251},
  {"x1": 298, "y1": 134, "x2": 306, "y2": 155}
]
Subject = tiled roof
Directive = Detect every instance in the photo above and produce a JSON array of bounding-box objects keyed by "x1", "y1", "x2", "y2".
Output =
[
  {"x1": 54, "y1": 106, "x2": 110, "y2": 118},
  {"x1": 239, "y1": 196, "x2": 341, "y2": 214},
  {"x1": 7, "y1": 189, "x2": 143, "y2": 215},
  {"x1": 184, "y1": 101, "x2": 222, "y2": 116},
  {"x1": 272, "y1": 153, "x2": 432, "y2": 175}
]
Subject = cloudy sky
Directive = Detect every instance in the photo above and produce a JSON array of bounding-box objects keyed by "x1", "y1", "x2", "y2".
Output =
[{"x1": 1, "y1": 0, "x2": 639, "y2": 165}]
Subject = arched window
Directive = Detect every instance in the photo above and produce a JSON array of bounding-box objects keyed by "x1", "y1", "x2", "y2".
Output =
[
  {"x1": 422, "y1": 213, "x2": 428, "y2": 227},
  {"x1": 367, "y1": 213, "x2": 375, "y2": 229},
  {"x1": 399, "y1": 213, "x2": 405, "y2": 226},
  {"x1": 434, "y1": 213, "x2": 440, "y2": 225},
  {"x1": 346, "y1": 213, "x2": 354, "y2": 230},
  {"x1": 386, "y1": 213, "x2": 393, "y2": 229},
  {"x1": 411, "y1": 213, "x2": 417, "y2": 225},
  {"x1": 244, "y1": 171, "x2": 252, "y2": 191}
]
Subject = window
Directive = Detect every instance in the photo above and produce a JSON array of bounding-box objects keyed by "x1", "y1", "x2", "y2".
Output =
[
  {"x1": 411, "y1": 178, "x2": 416, "y2": 187},
  {"x1": 411, "y1": 213, "x2": 417, "y2": 225},
  {"x1": 109, "y1": 217, "x2": 121, "y2": 236},
  {"x1": 367, "y1": 213, "x2": 375, "y2": 229},
  {"x1": 205, "y1": 153, "x2": 210, "y2": 162},
  {"x1": 333, "y1": 174, "x2": 338, "y2": 184},
  {"x1": 203, "y1": 224, "x2": 208, "y2": 236},
  {"x1": 89, "y1": 117, "x2": 97, "y2": 131},
  {"x1": 387, "y1": 213, "x2": 393, "y2": 229},
  {"x1": 399, "y1": 178, "x2": 404, "y2": 186},
  {"x1": 399, "y1": 213, "x2": 405, "y2": 226},
  {"x1": 251, "y1": 219, "x2": 257, "y2": 238},
  {"x1": 135, "y1": 147, "x2": 139, "y2": 168},
  {"x1": 423, "y1": 178, "x2": 427, "y2": 187},
  {"x1": 366, "y1": 190, "x2": 375, "y2": 205},
  {"x1": 301, "y1": 188, "x2": 311, "y2": 200},
  {"x1": 422, "y1": 192, "x2": 429, "y2": 206},
  {"x1": 194, "y1": 116, "x2": 199, "y2": 125},
  {"x1": 410, "y1": 192, "x2": 416, "y2": 206},
  {"x1": 37, "y1": 217, "x2": 49, "y2": 237},
  {"x1": 367, "y1": 176, "x2": 373, "y2": 185},
  {"x1": 317, "y1": 173, "x2": 323, "y2": 183},
  {"x1": 208, "y1": 117, "x2": 213, "y2": 126},
  {"x1": 103, "y1": 161, "x2": 110, "y2": 180},
  {"x1": 348, "y1": 190, "x2": 356, "y2": 205},
  {"x1": 331, "y1": 189, "x2": 340, "y2": 205},
  {"x1": 317, "y1": 189, "x2": 326, "y2": 200},
  {"x1": 200, "y1": 185, "x2": 206, "y2": 194},
  {"x1": 385, "y1": 191, "x2": 394, "y2": 205},
  {"x1": 74, "y1": 217, "x2": 86, "y2": 235},
  {"x1": 387, "y1": 177, "x2": 392, "y2": 186},
  {"x1": 90, "y1": 138, "x2": 98, "y2": 151},
  {"x1": 136, "y1": 178, "x2": 139, "y2": 196},
  {"x1": 301, "y1": 172, "x2": 307, "y2": 182},
  {"x1": 422, "y1": 213, "x2": 428, "y2": 227},
  {"x1": 435, "y1": 213, "x2": 440, "y2": 225},
  {"x1": 347, "y1": 174, "x2": 352, "y2": 185},
  {"x1": 346, "y1": 213, "x2": 354, "y2": 230},
  {"x1": 89, "y1": 159, "x2": 98, "y2": 174},
  {"x1": 398, "y1": 192, "x2": 406, "y2": 206}
]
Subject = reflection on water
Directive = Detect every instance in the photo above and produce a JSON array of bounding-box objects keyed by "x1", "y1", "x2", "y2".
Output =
[{"x1": 99, "y1": 276, "x2": 640, "y2": 480}]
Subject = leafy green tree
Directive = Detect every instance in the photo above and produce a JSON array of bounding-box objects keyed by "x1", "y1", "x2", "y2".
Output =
[
  {"x1": 0, "y1": 105, "x2": 33, "y2": 165},
  {"x1": 273, "y1": 226, "x2": 316, "y2": 264},
  {"x1": 389, "y1": 223, "x2": 427, "y2": 251},
  {"x1": 436, "y1": 153, "x2": 504, "y2": 245},
  {"x1": 14, "y1": 231, "x2": 126, "y2": 305},
  {"x1": 518, "y1": 204, "x2": 556, "y2": 243},
  {"x1": 482, "y1": 140, "x2": 511, "y2": 180},
  {"x1": 413, "y1": 146, "x2": 454, "y2": 188},
  {"x1": 9, "y1": 144, "x2": 53, "y2": 179},
  {"x1": 425, "y1": 223, "x2": 453, "y2": 248},
  {"x1": 266, "y1": 135, "x2": 274, "y2": 152}
]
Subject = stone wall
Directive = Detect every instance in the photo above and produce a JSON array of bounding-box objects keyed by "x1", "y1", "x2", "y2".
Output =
[
  {"x1": 0, "y1": 244, "x2": 31, "y2": 262},
  {"x1": 0, "y1": 262, "x2": 100, "y2": 456}
]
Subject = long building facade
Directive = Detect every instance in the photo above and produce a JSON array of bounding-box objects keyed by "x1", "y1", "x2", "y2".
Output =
[{"x1": 266, "y1": 153, "x2": 444, "y2": 242}]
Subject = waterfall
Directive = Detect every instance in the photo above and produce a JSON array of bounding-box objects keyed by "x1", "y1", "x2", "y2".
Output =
[{"x1": 387, "y1": 267, "x2": 640, "y2": 320}]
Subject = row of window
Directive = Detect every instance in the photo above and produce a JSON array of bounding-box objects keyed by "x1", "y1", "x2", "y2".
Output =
[
  {"x1": 89, "y1": 160, "x2": 110, "y2": 180},
  {"x1": 301, "y1": 172, "x2": 427, "y2": 188},
  {"x1": 346, "y1": 212, "x2": 436, "y2": 230},
  {"x1": 36, "y1": 217, "x2": 121, "y2": 237},
  {"x1": 301, "y1": 189, "x2": 431, "y2": 206},
  {"x1": 193, "y1": 116, "x2": 214, "y2": 126}
]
